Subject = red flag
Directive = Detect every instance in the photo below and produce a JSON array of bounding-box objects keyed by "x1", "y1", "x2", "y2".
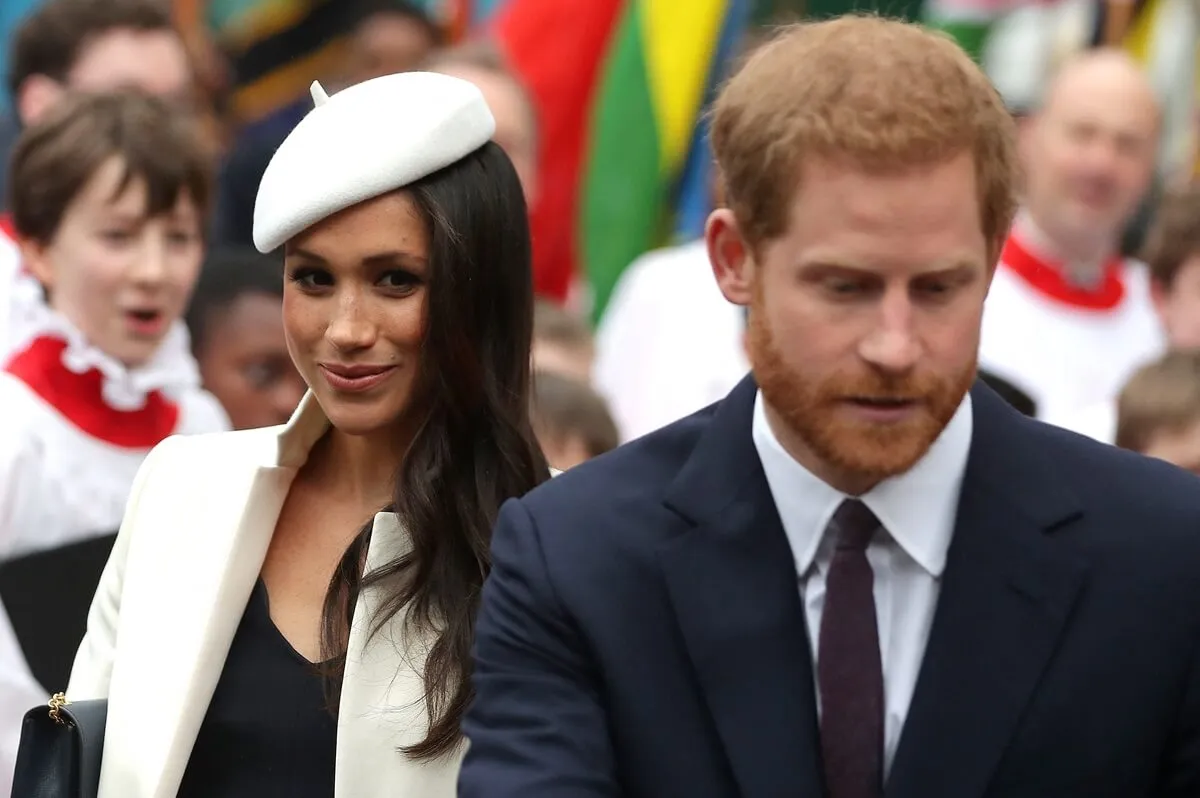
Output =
[{"x1": 490, "y1": 0, "x2": 626, "y2": 302}]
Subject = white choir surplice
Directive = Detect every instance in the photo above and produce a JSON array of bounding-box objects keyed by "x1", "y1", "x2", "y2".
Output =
[
  {"x1": 1042, "y1": 397, "x2": 1118, "y2": 445},
  {"x1": 0, "y1": 273, "x2": 229, "y2": 558},
  {"x1": 979, "y1": 223, "x2": 1163, "y2": 423},
  {"x1": 594, "y1": 240, "x2": 749, "y2": 442},
  {"x1": 752, "y1": 390, "x2": 973, "y2": 776}
]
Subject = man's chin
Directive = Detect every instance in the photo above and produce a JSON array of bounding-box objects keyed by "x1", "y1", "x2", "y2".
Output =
[{"x1": 808, "y1": 419, "x2": 941, "y2": 480}]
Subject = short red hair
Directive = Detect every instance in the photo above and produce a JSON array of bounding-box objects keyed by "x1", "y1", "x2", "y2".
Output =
[{"x1": 710, "y1": 15, "x2": 1018, "y2": 260}]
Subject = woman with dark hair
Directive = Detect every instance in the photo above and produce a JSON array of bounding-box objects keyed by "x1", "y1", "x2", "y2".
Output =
[{"x1": 61, "y1": 72, "x2": 549, "y2": 797}]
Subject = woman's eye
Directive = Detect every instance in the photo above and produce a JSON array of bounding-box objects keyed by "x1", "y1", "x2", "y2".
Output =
[
  {"x1": 288, "y1": 267, "x2": 332, "y2": 289},
  {"x1": 379, "y1": 270, "x2": 419, "y2": 290}
]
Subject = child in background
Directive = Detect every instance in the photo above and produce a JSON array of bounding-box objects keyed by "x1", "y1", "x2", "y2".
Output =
[
  {"x1": 531, "y1": 370, "x2": 619, "y2": 471},
  {"x1": 532, "y1": 298, "x2": 595, "y2": 385},
  {"x1": 186, "y1": 247, "x2": 306, "y2": 430},
  {"x1": 1116, "y1": 350, "x2": 1200, "y2": 473},
  {"x1": 0, "y1": 89, "x2": 228, "y2": 559}
]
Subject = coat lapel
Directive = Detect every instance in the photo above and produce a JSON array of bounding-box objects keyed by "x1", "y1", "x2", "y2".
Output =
[
  {"x1": 885, "y1": 385, "x2": 1089, "y2": 798},
  {"x1": 659, "y1": 377, "x2": 825, "y2": 798},
  {"x1": 108, "y1": 457, "x2": 294, "y2": 798},
  {"x1": 102, "y1": 393, "x2": 330, "y2": 798},
  {"x1": 336, "y1": 512, "x2": 463, "y2": 797}
]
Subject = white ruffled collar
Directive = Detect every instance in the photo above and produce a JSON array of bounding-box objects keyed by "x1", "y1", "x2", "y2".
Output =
[{"x1": 5, "y1": 273, "x2": 202, "y2": 411}]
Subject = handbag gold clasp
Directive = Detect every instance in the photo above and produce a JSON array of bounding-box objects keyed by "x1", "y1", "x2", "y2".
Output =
[{"x1": 47, "y1": 692, "x2": 68, "y2": 725}]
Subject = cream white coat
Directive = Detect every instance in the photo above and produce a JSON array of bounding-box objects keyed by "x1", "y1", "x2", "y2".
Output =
[{"x1": 66, "y1": 393, "x2": 462, "y2": 797}]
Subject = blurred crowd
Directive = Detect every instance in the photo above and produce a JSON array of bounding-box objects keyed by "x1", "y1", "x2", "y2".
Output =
[{"x1": 0, "y1": 0, "x2": 1197, "y2": 792}]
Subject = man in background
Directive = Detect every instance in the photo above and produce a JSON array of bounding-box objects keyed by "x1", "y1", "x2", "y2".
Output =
[{"x1": 979, "y1": 49, "x2": 1164, "y2": 422}]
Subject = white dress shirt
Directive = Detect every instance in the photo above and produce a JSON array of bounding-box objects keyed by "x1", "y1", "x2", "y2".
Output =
[{"x1": 751, "y1": 391, "x2": 973, "y2": 776}]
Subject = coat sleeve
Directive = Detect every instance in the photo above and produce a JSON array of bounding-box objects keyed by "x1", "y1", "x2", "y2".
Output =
[
  {"x1": 66, "y1": 437, "x2": 174, "y2": 701},
  {"x1": 458, "y1": 498, "x2": 621, "y2": 798},
  {"x1": 1157, "y1": 603, "x2": 1200, "y2": 796}
]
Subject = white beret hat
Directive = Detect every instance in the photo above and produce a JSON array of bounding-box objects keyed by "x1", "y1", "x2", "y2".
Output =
[{"x1": 252, "y1": 72, "x2": 496, "y2": 253}]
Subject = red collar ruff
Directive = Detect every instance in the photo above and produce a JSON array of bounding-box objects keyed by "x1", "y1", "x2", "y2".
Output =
[
  {"x1": 5, "y1": 336, "x2": 179, "y2": 449},
  {"x1": 1000, "y1": 234, "x2": 1126, "y2": 311}
]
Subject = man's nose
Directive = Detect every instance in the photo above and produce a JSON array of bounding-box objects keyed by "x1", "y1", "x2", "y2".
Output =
[{"x1": 858, "y1": 292, "x2": 921, "y2": 374}]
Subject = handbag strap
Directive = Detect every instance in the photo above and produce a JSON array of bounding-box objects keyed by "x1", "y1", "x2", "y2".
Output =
[{"x1": 49, "y1": 692, "x2": 109, "y2": 798}]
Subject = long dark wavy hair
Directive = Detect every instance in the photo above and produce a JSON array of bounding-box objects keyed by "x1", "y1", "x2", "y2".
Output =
[{"x1": 319, "y1": 140, "x2": 549, "y2": 760}]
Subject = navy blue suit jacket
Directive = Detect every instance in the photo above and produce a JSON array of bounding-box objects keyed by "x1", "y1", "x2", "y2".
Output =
[{"x1": 460, "y1": 377, "x2": 1200, "y2": 798}]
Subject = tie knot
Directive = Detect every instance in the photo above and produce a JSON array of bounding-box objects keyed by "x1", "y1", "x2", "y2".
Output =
[{"x1": 830, "y1": 499, "x2": 879, "y2": 551}]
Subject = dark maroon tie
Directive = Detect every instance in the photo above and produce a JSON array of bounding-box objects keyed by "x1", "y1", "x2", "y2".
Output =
[{"x1": 818, "y1": 499, "x2": 884, "y2": 798}]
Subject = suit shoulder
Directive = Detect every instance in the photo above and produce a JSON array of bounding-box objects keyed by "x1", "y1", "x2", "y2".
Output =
[
  {"x1": 524, "y1": 406, "x2": 713, "y2": 514},
  {"x1": 501, "y1": 404, "x2": 720, "y2": 603},
  {"x1": 1031, "y1": 419, "x2": 1200, "y2": 531}
]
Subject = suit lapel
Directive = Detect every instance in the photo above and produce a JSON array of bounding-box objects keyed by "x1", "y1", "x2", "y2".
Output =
[
  {"x1": 659, "y1": 377, "x2": 824, "y2": 798},
  {"x1": 885, "y1": 385, "x2": 1089, "y2": 798}
]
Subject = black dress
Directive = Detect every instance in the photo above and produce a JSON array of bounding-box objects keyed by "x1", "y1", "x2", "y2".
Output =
[{"x1": 176, "y1": 579, "x2": 337, "y2": 797}]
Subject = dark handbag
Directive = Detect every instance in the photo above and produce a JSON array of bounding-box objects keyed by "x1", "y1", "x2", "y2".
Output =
[{"x1": 10, "y1": 693, "x2": 107, "y2": 798}]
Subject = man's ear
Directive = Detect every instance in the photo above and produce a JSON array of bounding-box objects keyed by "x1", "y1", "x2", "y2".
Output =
[
  {"x1": 705, "y1": 207, "x2": 754, "y2": 307},
  {"x1": 15, "y1": 75, "x2": 64, "y2": 126}
]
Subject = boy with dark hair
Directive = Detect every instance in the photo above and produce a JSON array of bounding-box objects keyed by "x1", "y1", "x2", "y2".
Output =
[
  {"x1": 186, "y1": 247, "x2": 306, "y2": 430},
  {"x1": 1, "y1": 89, "x2": 227, "y2": 559}
]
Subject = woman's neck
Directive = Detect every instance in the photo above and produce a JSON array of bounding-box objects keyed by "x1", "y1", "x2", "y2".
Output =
[{"x1": 302, "y1": 426, "x2": 406, "y2": 511}]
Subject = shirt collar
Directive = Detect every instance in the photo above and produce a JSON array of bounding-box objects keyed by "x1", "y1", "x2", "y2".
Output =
[{"x1": 752, "y1": 389, "x2": 973, "y2": 578}]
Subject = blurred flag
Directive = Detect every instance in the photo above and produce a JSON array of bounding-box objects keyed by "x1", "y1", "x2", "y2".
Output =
[
  {"x1": 922, "y1": 0, "x2": 1050, "y2": 62},
  {"x1": 489, "y1": 0, "x2": 752, "y2": 317}
]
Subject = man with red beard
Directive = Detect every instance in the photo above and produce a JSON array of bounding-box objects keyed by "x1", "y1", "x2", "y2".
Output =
[{"x1": 461, "y1": 17, "x2": 1200, "y2": 798}]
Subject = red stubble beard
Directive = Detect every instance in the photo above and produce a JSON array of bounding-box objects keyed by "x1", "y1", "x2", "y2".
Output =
[{"x1": 745, "y1": 297, "x2": 975, "y2": 485}]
